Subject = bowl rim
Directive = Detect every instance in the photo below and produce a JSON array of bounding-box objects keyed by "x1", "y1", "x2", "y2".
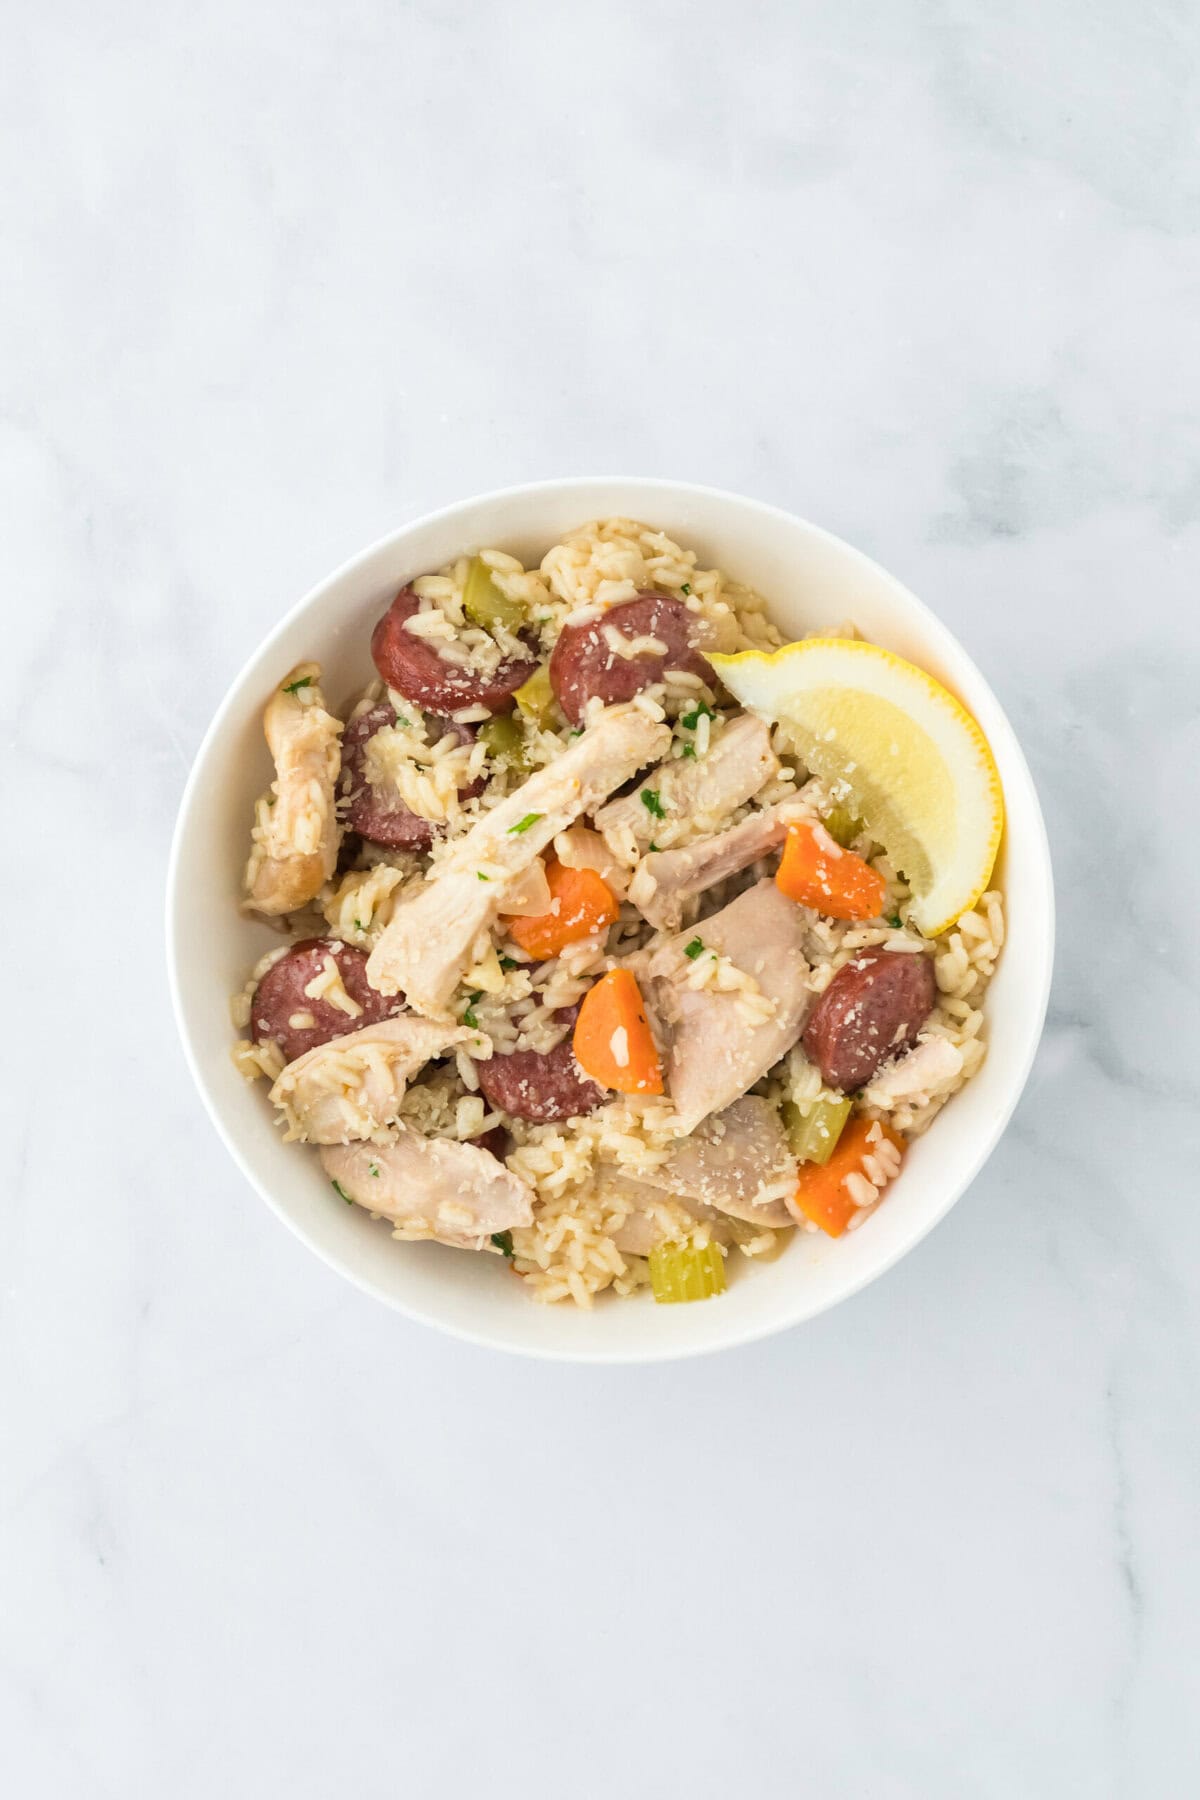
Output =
[{"x1": 165, "y1": 476, "x2": 1055, "y2": 1362}]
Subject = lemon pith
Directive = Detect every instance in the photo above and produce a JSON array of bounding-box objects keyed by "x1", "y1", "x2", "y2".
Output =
[{"x1": 709, "y1": 638, "x2": 1004, "y2": 936}]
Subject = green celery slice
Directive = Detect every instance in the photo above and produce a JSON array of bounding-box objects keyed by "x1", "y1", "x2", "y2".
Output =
[
  {"x1": 478, "y1": 712, "x2": 531, "y2": 771},
  {"x1": 783, "y1": 1096, "x2": 853, "y2": 1166},
  {"x1": 513, "y1": 663, "x2": 556, "y2": 727},
  {"x1": 822, "y1": 805, "x2": 865, "y2": 848},
  {"x1": 648, "y1": 1240, "x2": 727, "y2": 1304},
  {"x1": 463, "y1": 555, "x2": 525, "y2": 632}
]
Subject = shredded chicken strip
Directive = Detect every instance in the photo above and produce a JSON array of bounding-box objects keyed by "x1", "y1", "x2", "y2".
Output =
[
  {"x1": 244, "y1": 662, "x2": 343, "y2": 916},
  {"x1": 593, "y1": 1169, "x2": 716, "y2": 1257},
  {"x1": 864, "y1": 1035, "x2": 964, "y2": 1104},
  {"x1": 270, "y1": 1016, "x2": 479, "y2": 1143},
  {"x1": 593, "y1": 713, "x2": 778, "y2": 850},
  {"x1": 634, "y1": 1097, "x2": 796, "y2": 1225},
  {"x1": 321, "y1": 1130, "x2": 534, "y2": 1249},
  {"x1": 645, "y1": 880, "x2": 812, "y2": 1134},
  {"x1": 367, "y1": 705, "x2": 670, "y2": 1015},
  {"x1": 628, "y1": 796, "x2": 814, "y2": 931}
]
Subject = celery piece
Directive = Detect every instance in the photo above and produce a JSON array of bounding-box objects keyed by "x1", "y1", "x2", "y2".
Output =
[
  {"x1": 823, "y1": 805, "x2": 865, "y2": 848},
  {"x1": 513, "y1": 662, "x2": 556, "y2": 727},
  {"x1": 648, "y1": 1239, "x2": 727, "y2": 1304},
  {"x1": 463, "y1": 555, "x2": 525, "y2": 633},
  {"x1": 478, "y1": 711, "x2": 531, "y2": 772},
  {"x1": 783, "y1": 1096, "x2": 853, "y2": 1166}
]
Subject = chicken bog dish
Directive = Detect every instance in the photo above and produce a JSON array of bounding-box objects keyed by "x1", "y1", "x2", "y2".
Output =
[{"x1": 232, "y1": 519, "x2": 1004, "y2": 1306}]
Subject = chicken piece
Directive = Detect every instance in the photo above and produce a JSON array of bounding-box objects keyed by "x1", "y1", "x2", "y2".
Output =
[
  {"x1": 367, "y1": 705, "x2": 670, "y2": 1015},
  {"x1": 863, "y1": 1035, "x2": 964, "y2": 1105},
  {"x1": 322, "y1": 1130, "x2": 533, "y2": 1249},
  {"x1": 596, "y1": 1099, "x2": 795, "y2": 1251},
  {"x1": 589, "y1": 1167, "x2": 715, "y2": 1256},
  {"x1": 635, "y1": 1097, "x2": 795, "y2": 1226},
  {"x1": 244, "y1": 662, "x2": 343, "y2": 916},
  {"x1": 645, "y1": 880, "x2": 812, "y2": 1134},
  {"x1": 593, "y1": 714, "x2": 778, "y2": 852},
  {"x1": 269, "y1": 1016, "x2": 478, "y2": 1143},
  {"x1": 628, "y1": 798, "x2": 810, "y2": 931}
]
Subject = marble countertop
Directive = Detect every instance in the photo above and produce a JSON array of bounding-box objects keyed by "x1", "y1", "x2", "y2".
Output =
[{"x1": 4, "y1": 2, "x2": 1198, "y2": 1793}]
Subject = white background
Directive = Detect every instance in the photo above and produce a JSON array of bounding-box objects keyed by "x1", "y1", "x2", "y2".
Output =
[{"x1": 4, "y1": 3, "x2": 1199, "y2": 1794}]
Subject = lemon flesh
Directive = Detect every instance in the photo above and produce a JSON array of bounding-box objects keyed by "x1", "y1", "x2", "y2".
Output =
[{"x1": 709, "y1": 638, "x2": 1004, "y2": 936}]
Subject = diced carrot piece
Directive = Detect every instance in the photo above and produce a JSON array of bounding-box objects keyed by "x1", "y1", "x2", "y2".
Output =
[
  {"x1": 573, "y1": 968, "x2": 663, "y2": 1095},
  {"x1": 507, "y1": 860, "x2": 620, "y2": 960},
  {"x1": 791, "y1": 1115, "x2": 905, "y2": 1238},
  {"x1": 775, "y1": 820, "x2": 888, "y2": 921}
]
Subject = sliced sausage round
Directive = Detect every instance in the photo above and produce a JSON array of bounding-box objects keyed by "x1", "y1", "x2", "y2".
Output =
[
  {"x1": 548, "y1": 592, "x2": 714, "y2": 726},
  {"x1": 251, "y1": 938, "x2": 404, "y2": 1064},
  {"x1": 341, "y1": 705, "x2": 484, "y2": 850},
  {"x1": 371, "y1": 587, "x2": 538, "y2": 717},
  {"x1": 802, "y1": 950, "x2": 936, "y2": 1093},
  {"x1": 476, "y1": 1008, "x2": 605, "y2": 1123},
  {"x1": 341, "y1": 704, "x2": 435, "y2": 850}
]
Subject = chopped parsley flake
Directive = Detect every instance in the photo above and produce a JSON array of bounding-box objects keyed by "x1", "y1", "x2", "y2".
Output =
[
  {"x1": 647, "y1": 841, "x2": 660, "y2": 853},
  {"x1": 569, "y1": 727, "x2": 584, "y2": 738},
  {"x1": 681, "y1": 582, "x2": 692, "y2": 596},
  {"x1": 368, "y1": 1163, "x2": 380, "y2": 1178},
  {"x1": 680, "y1": 701, "x2": 714, "y2": 730},
  {"x1": 498, "y1": 955, "x2": 520, "y2": 971},
  {"x1": 282, "y1": 675, "x2": 313, "y2": 695},
  {"x1": 353, "y1": 918, "x2": 364, "y2": 931},
  {"x1": 641, "y1": 789, "x2": 665, "y2": 819},
  {"x1": 684, "y1": 937, "x2": 705, "y2": 960},
  {"x1": 394, "y1": 711, "x2": 410, "y2": 728},
  {"x1": 492, "y1": 1230, "x2": 514, "y2": 1257},
  {"x1": 477, "y1": 871, "x2": 490, "y2": 882},
  {"x1": 331, "y1": 1179, "x2": 352, "y2": 1204},
  {"x1": 887, "y1": 913, "x2": 902, "y2": 929},
  {"x1": 681, "y1": 744, "x2": 696, "y2": 759},
  {"x1": 509, "y1": 812, "x2": 542, "y2": 835},
  {"x1": 462, "y1": 992, "x2": 483, "y2": 1029}
]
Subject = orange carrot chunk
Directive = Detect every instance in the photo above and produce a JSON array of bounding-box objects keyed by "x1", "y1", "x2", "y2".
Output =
[
  {"x1": 776, "y1": 820, "x2": 888, "y2": 922},
  {"x1": 573, "y1": 968, "x2": 664, "y2": 1095},
  {"x1": 791, "y1": 1115, "x2": 905, "y2": 1238},
  {"x1": 508, "y1": 860, "x2": 620, "y2": 961}
]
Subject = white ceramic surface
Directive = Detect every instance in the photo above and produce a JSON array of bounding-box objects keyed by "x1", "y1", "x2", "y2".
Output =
[{"x1": 167, "y1": 478, "x2": 1054, "y2": 1361}]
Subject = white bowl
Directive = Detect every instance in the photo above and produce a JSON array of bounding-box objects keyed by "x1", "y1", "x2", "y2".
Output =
[{"x1": 166, "y1": 478, "x2": 1054, "y2": 1362}]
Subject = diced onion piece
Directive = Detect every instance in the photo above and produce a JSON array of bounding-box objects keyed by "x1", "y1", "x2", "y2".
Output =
[
  {"x1": 496, "y1": 858, "x2": 553, "y2": 918},
  {"x1": 648, "y1": 1240, "x2": 727, "y2": 1304}
]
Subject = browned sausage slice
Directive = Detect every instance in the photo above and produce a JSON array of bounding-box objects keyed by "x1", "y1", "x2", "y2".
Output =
[
  {"x1": 341, "y1": 704, "x2": 435, "y2": 850},
  {"x1": 341, "y1": 705, "x2": 483, "y2": 850},
  {"x1": 476, "y1": 1008, "x2": 605, "y2": 1123},
  {"x1": 251, "y1": 938, "x2": 405, "y2": 1064},
  {"x1": 548, "y1": 593, "x2": 714, "y2": 726},
  {"x1": 371, "y1": 587, "x2": 537, "y2": 716},
  {"x1": 801, "y1": 951, "x2": 936, "y2": 1092}
]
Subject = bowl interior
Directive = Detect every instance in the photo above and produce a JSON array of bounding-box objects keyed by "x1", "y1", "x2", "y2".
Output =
[{"x1": 167, "y1": 480, "x2": 1053, "y2": 1361}]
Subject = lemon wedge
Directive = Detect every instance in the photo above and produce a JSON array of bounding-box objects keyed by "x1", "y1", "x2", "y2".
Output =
[{"x1": 709, "y1": 638, "x2": 1003, "y2": 936}]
